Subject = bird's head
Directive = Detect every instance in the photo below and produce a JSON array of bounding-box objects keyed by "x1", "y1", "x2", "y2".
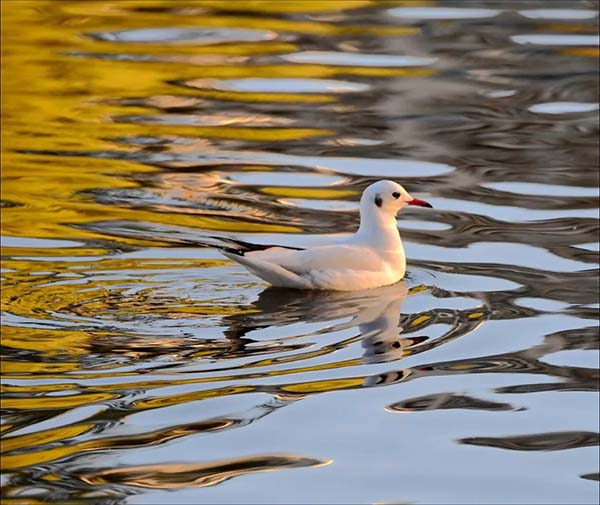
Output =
[{"x1": 361, "y1": 180, "x2": 432, "y2": 219}]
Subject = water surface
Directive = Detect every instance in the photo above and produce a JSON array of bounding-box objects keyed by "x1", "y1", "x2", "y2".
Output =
[{"x1": 1, "y1": 1, "x2": 599, "y2": 504}]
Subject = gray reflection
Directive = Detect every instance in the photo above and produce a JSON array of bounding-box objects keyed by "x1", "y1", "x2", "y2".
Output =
[
  {"x1": 459, "y1": 431, "x2": 599, "y2": 451},
  {"x1": 386, "y1": 393, "x2": 521, "y2": 413}
]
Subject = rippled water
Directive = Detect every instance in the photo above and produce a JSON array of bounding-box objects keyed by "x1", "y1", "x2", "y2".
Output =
[{"x1": 1, "y1": 1, "x2": 599, "y2": 503}]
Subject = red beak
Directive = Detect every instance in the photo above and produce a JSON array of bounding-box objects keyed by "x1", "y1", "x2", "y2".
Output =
[{"x1": 408, "y1": 198, "x2": 433, "y2": 208}]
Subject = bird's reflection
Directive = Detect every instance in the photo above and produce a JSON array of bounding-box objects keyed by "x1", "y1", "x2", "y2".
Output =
[
  {"x1": 223, "y1": 282, "x2": 420, "y2": 366},
  {"x1": 221, "y1": 281, "x2": 487, "y2": 366}
]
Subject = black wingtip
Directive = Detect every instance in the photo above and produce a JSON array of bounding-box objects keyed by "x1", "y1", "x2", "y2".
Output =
[
  {"x1": 219, "y1": 246, "x2": 245, "y2": 256},
  {"x1": 215, "y1": 236, "x2": 304, "y2": 254}
]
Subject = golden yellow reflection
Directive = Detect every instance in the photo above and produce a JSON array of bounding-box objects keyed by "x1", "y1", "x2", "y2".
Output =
[
  {"x1": 1, "y1": 424, "x2": 94, "y2": 453},
  {"x1": 1, "y1": 255, "x2": 260, "y2": 360},
  {"x1": 1, "y1": 443, "x2": 93, "y2": 470},
  {"x1": 183, "y1": 0, "x2": 373, "y2": 14},
  {"x1": 410, "y1": 315, "x2": 431, "y2": 327},
  {"x1": 260, "y1": 187, "x2": 359, "y2": 198},
  {"x1": 4, "y1": 0, "x2": 414, "y2": 243},
  {"x1": 1, "y1": 392, "x2": 118, "y2": 410},
  {"x1": 559, "y1": 47, "x2": 600, "y2": 57},
  {"x1": 40, "y1": 474, "x2": 62, "y2": 482},
  {"x1": 1, "y1": 417, "x2": 238, "y2": 469},
  {"x1": 0, "y1": 361, "x2": 80, "y2": 374},
  {"x1": 536, "y1": 24, "x2": 599, "y2": 33},
  {"x1": 0, "y1": 327, "x2": 92, "y2": 355}
]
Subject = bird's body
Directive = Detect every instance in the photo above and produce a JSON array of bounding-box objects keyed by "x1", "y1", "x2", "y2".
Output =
[
  {"x1": 219, "y1": 180, "x2": 432, "y2": 291},
  {"x1": 222, "y1": 240, "x2": 405, "y2": 291}
]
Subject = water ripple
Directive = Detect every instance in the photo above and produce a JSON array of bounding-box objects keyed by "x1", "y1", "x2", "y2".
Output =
[
  {"x1": 180, "y1": 77, "x2": 372, "y2": 94},
  {"x1": 87, "y1": 27, "x2": 280, "y2": 44},
  {"x1": 2, "y1": 0, "x2": 598, "y2": 503}
]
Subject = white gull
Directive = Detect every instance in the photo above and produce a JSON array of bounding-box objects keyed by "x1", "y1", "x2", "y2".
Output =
[{"x1": 218, "y1": 180, "x2": 432, "y2": 290}]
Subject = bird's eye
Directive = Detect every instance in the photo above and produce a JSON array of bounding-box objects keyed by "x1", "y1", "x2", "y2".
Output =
[{"x1": 392, "y1": 192, "x2": 400, "y2": 199}]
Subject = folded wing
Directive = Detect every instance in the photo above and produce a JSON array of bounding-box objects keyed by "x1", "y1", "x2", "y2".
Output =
[{"x1": 224, "y1": 243, "x2": 390, "y2": 290}]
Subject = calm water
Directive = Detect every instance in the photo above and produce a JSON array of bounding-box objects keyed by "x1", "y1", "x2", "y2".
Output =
[{"x1": 1, "y1": 1, "x2": 599, "y2": 503}]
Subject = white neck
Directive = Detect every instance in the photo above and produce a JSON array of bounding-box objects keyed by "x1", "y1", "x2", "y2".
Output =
[{"x1": 355, "y1": 207, "x2": 404, "y2": 252}]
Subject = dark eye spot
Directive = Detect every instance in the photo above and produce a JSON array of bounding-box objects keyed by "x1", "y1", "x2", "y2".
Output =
[
  {"x1": 392, "y1": 192, "x2": 400, "y2": 199},
  {"x1": 374, "y1": 194, "x2": 383, "y2": 207}
]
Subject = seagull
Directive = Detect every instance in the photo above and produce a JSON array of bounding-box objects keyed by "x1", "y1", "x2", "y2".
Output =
[{"x1": 218, "y1": 180, "x2": 432, "y2": 291}]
